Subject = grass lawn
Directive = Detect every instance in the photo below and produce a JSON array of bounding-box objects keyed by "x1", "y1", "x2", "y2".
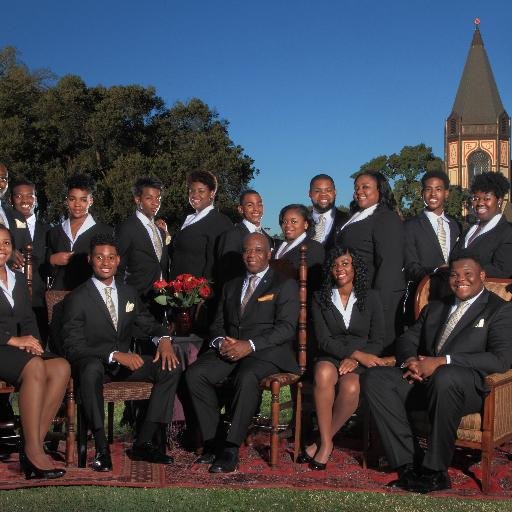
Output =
[{"x1": 1, "y1": 487, "x2": 512, "y2": 512}]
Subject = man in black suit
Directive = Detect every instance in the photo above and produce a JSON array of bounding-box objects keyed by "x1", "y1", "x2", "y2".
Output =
[
  {"x1": 217, "y1": 190, "x2": 274, "y2": 284},
  {"x1": 10, "y1": 178, "x2": 50, "y2": 343},
  {"x1": 0, "y1": 164, "x2": 31, "y2": 267},
  {"x1": 62, "y1": 234, "x2": 182, "y2": 471},
  {"x1": 308, "y1": 174, "x2": 348, "y2": 253},
  {"x1": 362, "y1": 252, "x2": 512, "y2": 493},
  {"x1": 186, "y1": 232, "x2": 299, "y2": 473},
  {"x1": 404, "y1": 170, "x2": 461, "y2": 321},
  {"x1": 116, "y1": 177, "x2": 169, "y2": 320}
]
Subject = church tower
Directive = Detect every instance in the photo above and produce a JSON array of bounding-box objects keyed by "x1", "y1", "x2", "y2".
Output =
[{"x1": 445, "y1": 20, "x2": 510, "y2": 194}]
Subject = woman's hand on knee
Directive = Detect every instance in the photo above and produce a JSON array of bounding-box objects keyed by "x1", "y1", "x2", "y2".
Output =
[{"x1": 7, "y1": 336, "x2": 44, "y2": 355}]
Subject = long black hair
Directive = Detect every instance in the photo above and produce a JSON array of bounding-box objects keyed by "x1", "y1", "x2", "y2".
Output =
[
  {"x1": 319, "y1": 246, "x2": 368, "y2": 312},
  {"x1": 349, "y1": 170, "x2": 397, "y2": 214}
]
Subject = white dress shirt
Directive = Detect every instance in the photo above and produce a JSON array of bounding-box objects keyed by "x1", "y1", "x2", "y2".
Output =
[
  {"x1": 331, "y1": 289, "x2": 357, "y2": 329},
  {"x1": 181, "y1": 204, "x2": 214, "y2": 230},
  {"x1": 0, "y1": 205, "x2": 10, "y2": 228},
  {"x1": 464, "y1": 213, "x2": 502, "y2": 247},
  {"x1": 135, "y1": 209, "x2": 163, "y2": 252},
  {"x1": 62, "y1": 214, "x2": 96, "y2": 250},
  {"x1": 242, "y1": 219, "x2": 261, "y2": 233},
  {"x1": 0, "y1": 266, "x2": 17, "y2": 308},
  {"x1": 26, "y1": 214, "x2": 36, "y2": 241},
  {"x1": 274, "y1": 232, "x2": 307, "y2": 259},
  {"x1": 339, "y1": 204, "x2": 378, "y2": 232},
  {"x1": 424, "y1": 210, "x2": 451, "y2": 249}
]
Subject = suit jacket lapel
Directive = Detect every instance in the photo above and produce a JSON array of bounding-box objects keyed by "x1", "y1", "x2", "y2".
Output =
[
  {"x1": 240, "y1": 268, "x2": 274, "y2": 317},
  {"x1": 448, "y1": 218, "x2": 459, "y2": 251},
  {"x1": 116, "y1": 282, "x2": 130, "y2": 333},
  {"x1": 133, "y1": 214, "x2": 161, "y2": 263},
  {"x1": 419, "y1": 212, "x2": 444, "y2": 261},
  {"x1": 86, "y1": 280, "x2": 118, "y2": 333}
]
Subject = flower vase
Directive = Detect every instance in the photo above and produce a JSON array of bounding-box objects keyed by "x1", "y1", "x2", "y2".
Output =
[{"x1": 174, "y1": 308, "x2": 193, "y2": 337}]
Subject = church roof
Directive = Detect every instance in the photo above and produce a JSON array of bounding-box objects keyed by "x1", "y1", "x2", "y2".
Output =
[{"x1": 451, "y1": 27, "x2": 505, "y2": 124}]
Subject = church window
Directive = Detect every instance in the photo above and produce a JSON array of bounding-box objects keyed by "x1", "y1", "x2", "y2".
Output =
[{"x1": 467, "y1": 150, "x2": 491, "y2": 183}]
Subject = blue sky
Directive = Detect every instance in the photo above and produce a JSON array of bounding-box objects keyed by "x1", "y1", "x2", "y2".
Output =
[{"x1": 3, "y1": 1, "x2": 512, "y2": 233}]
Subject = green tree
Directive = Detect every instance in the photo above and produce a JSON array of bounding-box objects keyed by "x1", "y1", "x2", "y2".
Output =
[{"x1": 353, "y1": 144, "x2": 466, "y2": 219}]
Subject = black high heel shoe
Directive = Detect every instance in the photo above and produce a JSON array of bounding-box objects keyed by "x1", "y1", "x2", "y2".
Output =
[
  {"x1": 309, "y1": 446, "x2": 334, "y2": 471},
  {"x1": 20, "y1": 452, "x2": 66, "y2": 480},
  {"x1": 296, "y1": 451, "x2": 314, "y2": 464}
]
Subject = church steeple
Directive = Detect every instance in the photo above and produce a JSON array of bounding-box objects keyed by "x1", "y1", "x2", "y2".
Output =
[
  {"x1": 450, "y1": 24, "x2": 505, "y2": 124},
  {"x1": 445, "y1": 20, "x2": 510, "y2": 195}
]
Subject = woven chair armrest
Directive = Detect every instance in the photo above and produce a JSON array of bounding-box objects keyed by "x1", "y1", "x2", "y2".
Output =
[{"x1": 484, "y1": 369, "x2": 512, "y2": 388}]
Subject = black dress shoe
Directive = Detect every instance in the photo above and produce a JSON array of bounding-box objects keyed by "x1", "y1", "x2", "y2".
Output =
[
  {"x1": 131, "y1": 442, "x2": 174, "y2": 464},
  {"x1": 208, "y1": 449, "x2": 238, "y2": 473},
  {"x1": 195, "y1": 451, "x2": 216, "y2": 464},
  {"x1": 407, "y1": 469, "x2": 451, "y2": 494},
  {"x1": 296, "y1": 451, "x2": 314, "y2": 464},
  {"x1": 387, "y1": 463, "x2": 418, "y2": 488},
  {"x1": 92, "y1": 449, "x2": 112, "y2": 472}
]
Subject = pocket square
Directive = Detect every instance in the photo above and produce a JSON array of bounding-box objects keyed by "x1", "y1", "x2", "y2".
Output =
[
  {"x1": 475, "y1": 318, "x2": 485, "y2": 328},
  {"x1": 257, "y1": 294, "x2": 274, "y2": 302},
  {"x1": 125, "y1": 301, "x2": 134, "y2": 313},
  {"x1": 15, "y1": 219, "x2": 27, "y2": 228}
]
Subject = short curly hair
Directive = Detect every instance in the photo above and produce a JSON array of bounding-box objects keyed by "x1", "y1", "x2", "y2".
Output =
[
  {"x1": 89, "y1": 233, "x2": 119, "y2": 255},
  {"x1": 318, "y1": 246, "x2": 368, "y2": 312},
  {"x1": 187, "y1": 170, "x2": 218, "y2": 192},
  {"x1": 66, "y1": 173, "x2": 96, "y2": 194},
  {"x1": 470, "y1": 171, "x2": 510, "y2": 199}
]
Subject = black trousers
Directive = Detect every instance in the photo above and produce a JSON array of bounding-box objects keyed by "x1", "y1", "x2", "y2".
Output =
[
  {"x1": 361, "y1": 365, "x2": 484, "y2": 471},
  {"x1": 186, "y1": 349, "x2": 278, "y2": 446},
  {"x1": 76, "y1": 355, "x2": 182, "y2": 435}
]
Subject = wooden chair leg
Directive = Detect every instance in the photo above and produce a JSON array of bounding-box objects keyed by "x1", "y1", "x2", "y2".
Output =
[
  {"x1": 481, "y1": 447, "x2": 492, "y2": 493},
  {"x1": 65, "y1": 380, "x2": 76, "y2": 466},
  {"x1": 270, "y1": 380, "x2": 281, "y2": 468},
  {"x1": 107, "y1": 402, "x2": 114, "y2": 444},
  {"x1": 76, "y1": 406, "x2": 88, "y2": 468},
  {"x1": 293, "y1": 383, "x2": 302, "y2": 463}
]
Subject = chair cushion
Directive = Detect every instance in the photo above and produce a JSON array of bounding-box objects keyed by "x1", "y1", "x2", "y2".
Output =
[
  {"x1": 260, "y1": 373, "x2": 300, "y2": 388},
  {"x1": 102, "y1": 381, "x2": 153, "y2": 402}
]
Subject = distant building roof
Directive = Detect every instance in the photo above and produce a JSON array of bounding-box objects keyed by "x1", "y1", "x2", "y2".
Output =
[{"x1": 451, "y1": 27, "x2": 505, "y2": 124}]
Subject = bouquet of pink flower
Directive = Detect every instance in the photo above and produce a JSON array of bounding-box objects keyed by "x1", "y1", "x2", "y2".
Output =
[{"x1": 153, "y1": 273, "x2": 212, "y2": 309}]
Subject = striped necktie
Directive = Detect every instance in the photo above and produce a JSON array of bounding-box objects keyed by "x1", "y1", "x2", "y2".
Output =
[
  {"x1": 437, "y1": 217, "x2": 448, "y2": 263},
  {"x1": 104, "y1": 286, "x2": 118, "y2": 330},
  {"x1": 436, "y1": 301, "x2": 470, "y2": 353},
  {"x1": 240, "y1": 275, "x2": 258, "y2": 315}
]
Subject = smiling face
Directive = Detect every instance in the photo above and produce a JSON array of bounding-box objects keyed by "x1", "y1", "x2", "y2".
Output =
[
  {"x1": 89, "y1": 244, "x2": 120, "y2": 285},
  {"x1": 423, "y1": 177, "x2": 449, "y2": 215},
  {"x1": 0, "y1": 228, "x2": 13, "y2": 268},
  {"x1": 242, "y1": 233, "x2": 271, "y2": 274},
  {"x1": 12, "y1": 184, "x2": 37, "y2": 219},
  {"x1": 280, "y1": 208, "x2": 308, "y2": 242},
  {"x1": 238, "y1": 193, "x2": 263, "y2": 226},
  {"x1": 188, "y1": 181, "x2": 214, "y2": 212},
  {"x1": 449, "y1": 258, "x2": 485, "y2": 301},
  {"x1": 354, "y1": 174, "x2": 379, "y2": 210},
  {"x1": 470, "y1": 190, "x2": 500, "y2": 222},
  {"x1": 331, "y1": 253, "x2": 355, "y2": 288},
  {"x1": 135, "y1": 186, "x2": 161, "y2": 219},
  {"x1": 67, "y1": 188, "x2": 93, "y2": 220},
  {"x1": 309, "y1": 178, "x2": 336, "y2": 214}
]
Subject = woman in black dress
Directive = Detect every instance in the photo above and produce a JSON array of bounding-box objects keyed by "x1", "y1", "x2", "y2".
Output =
[
  {"x1": 169, "y1": 170, "x2": 232, "y2": 282},
  {"x1": 47, "y1": 174, "x2": 112, "y2": 290},
  {"x1": 335, "y1": 171, "x2": 405, "y2": 352},
  {"x1": 452, "y1": 171, "x2": 512, "y2": 277},
  {"x1": 273, "y1": 204, "x2": 325, "y2": 291},
  {"x1": 298, "y1": 246, "x2": 385, "y2": 470},
  {"x1": 0, "y1": 226, "x2": 70, "y2": 479}
]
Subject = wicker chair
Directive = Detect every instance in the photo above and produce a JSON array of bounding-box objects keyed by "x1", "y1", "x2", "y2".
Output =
[
  {"x1": 413, "y1": 274, "x2": 512, "y2": 493},
  {"x1": 255, "y1": 245, "x2": 308, "y2": 467},
  {"x1": 46, "y1": 290, "x2": 155, "y2": 467}
]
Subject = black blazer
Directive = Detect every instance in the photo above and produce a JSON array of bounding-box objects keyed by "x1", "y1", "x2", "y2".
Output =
[
  {"x1": 169, "y1": 209, "x2": 232, "y2": 281},
  {"x1": 396, "y1": 289, "x2": 512, "y2": 390},
  {"x1": 209, "y1": 268, "x2": 299, "y2": 374},
  {"x1": 47, "y1": 221, "x2": 113, "y2": 290},
  {"x1": 404, "y1": 211, "x2": 461, "y2": 283},
  {"x1": 30, "y1": 219, "x2": 50, "y2": 307},
  {"x1": 61, "y1": 279, "x2": 167, "y2": 364},
  {"x1": 217, "y1": 223, "x2": 274, "y2": 284},
  {"x1": 273, "y1": 237, "x2": 325, "y2": 291},
  {"x1": 0, "y1": 272, "x2": 40, "y2": 346},
  {"x1": 116, "y1": 213, "x2": 169, "y2": 298},
  {"x1": 324, "y1": 208, "x2": 349, "y2": 253},
  {"x1": 451, "y1": 216, "x2": 512, "y2": 278},
  {"x1": 335, "y1": 207, "x2": 406, "y2": 296},
  {"x1": 1, "y1": 203, "x2": 31, "y2": 253},
  {"x1": 312, "y1": 289, "x2": 385, "y2": 360}
]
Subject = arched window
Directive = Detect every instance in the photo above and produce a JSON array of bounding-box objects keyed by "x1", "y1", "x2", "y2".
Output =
[{"x1": 468, "y1": 150, "x2": 491, "y2": 184}]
